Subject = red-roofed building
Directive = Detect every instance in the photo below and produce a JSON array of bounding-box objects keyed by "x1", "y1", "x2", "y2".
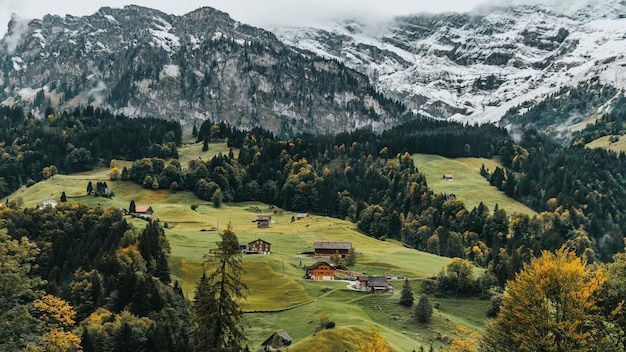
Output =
[{"x1": 133, "y1": 205, "x2": 154, "y2": 217}]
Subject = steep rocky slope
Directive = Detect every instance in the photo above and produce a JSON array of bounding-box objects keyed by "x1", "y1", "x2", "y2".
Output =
[
  {"x1": 274, "y1": 0, "x2": 626, "y2": 131},
  {"x1": 0, "y1": 6, "x2": 407, "y2": 135}
]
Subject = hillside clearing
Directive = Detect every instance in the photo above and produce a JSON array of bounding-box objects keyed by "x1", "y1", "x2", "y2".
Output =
[
  {"x1": 585, "y1": 135, "x2": 626, "y2": 153},
  {"x1": 412, "y1": 154, "x2": 535, "y2": 215}
]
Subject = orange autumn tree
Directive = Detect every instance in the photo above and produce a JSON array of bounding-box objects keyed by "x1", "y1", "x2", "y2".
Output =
[
  {"x1": 32, "y1": 294, "x2": 82, "y2": 352},
  {"x1": 480, "y1": 247, "x2": 605, "y2": 352}
]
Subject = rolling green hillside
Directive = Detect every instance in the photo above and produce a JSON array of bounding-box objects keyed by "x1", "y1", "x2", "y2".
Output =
[
  {"x1": 412, "y1": 154, "x2": 535, "y2": 215},
  {"x1": 8, "y1": 145, "x2": 498, "y2": 351}
]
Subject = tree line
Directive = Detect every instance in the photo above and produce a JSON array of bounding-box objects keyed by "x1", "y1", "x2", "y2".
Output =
[{"x1": 0, "y1": 105, "x2": 181, "y2": 198}]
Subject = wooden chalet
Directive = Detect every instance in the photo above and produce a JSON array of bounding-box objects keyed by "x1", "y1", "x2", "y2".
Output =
[
  {"x1": 134, "y1": 205, "x2": 154, "y2": 217},
  {"x1": 261, "y1": 329, "x2": 292, "y2": 351},
  {"x1": 314, "y1": 241, "x2": 352, "y2": 258},
  {"x1": 443, "y1": 173, "x2": 454, "y2": 180},
  {"x1": 305, "y1": 261, "x2": 336, "y2": 281},
  {"x1": 254, "y1": 215, "x2": 272, "y2": 228},
  {"x1": 248, "y1": 238, "x2": 271, "y2": 254},
  {"x1": 296, "y1": 213, "x2": 309, "y2": 220},
  {"x1": 357, "y1": 275, "x2": 391, "y2": 293}
]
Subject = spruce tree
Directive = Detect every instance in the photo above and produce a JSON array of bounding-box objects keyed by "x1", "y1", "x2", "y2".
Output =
[
  {"x1": 192, "y1": 223, "x2": 248, "y2": 352},
  {"x1": 129, "y1": 200, "x2": 136, "y2": 213},
  {"x1": 86, "y1": 181, "x2": 93, "y2": 195},
  {"x1": 60, "y1": 191, "x2": 67, "y2": 203},
  {"x1": 415, "y1": 294, "x2": 433, "y2": 323},
  {"x1": 399, "y1": 278, "x2": 414, "y2": 307}
]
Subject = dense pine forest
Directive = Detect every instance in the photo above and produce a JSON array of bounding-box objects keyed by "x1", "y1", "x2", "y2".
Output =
[{"x1": 2, "y1": 102, "x2": 626, "y2": 351}]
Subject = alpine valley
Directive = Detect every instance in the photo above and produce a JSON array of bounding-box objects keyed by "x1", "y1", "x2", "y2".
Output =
[{"x1": 4, "y1": 2, "x2": 626, "y2": 352}]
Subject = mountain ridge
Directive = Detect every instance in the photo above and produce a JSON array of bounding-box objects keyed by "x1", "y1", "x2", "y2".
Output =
[
  {"x1": 273, "y1": 0, "x2": 626, "y2": 133},
  {"x1": 0, "y1": 5, "x2": 407, "y2": 136}
]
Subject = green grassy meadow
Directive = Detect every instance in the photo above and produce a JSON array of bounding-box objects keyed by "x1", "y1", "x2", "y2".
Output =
[
  {"x1": 8, "y1": 143, "x2": 502, "y2": 351},
  {"x1": 412, "y1": 154, "x2": 535, "y2": 215},
  {"x1": 585, "y1": 135, "x2": 626, "y2": 153}
]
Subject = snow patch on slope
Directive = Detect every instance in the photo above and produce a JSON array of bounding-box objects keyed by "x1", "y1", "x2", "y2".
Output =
[
  {"x1": 149, "y1": 16, "x2": 180, "y2": 53},
  {"x1": 275, "y1": 1, "x2": 626, "y2": 125}
]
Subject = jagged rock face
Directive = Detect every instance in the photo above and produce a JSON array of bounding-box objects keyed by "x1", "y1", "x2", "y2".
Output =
[
  {"x1": 274, "y1": 0, "x2": 626, "y2": 126},
  {"x1": 0, "y1": 5, "x2": 405, "y2": 136}
]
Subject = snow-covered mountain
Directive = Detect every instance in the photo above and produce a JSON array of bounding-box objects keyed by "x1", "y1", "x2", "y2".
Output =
[
  {"x1": 0, "y1": 5, "x2": 407, "y2": 136},
  {"x1": 274, "y1": 0, "x2": 626, "y2": 128}
]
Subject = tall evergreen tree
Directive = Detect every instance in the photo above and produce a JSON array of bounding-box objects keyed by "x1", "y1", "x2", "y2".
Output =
[
  {"x1": 60, "y1": 191, "x2": 67, "y2": 203},
  {"x1": 399, "y1": 278, "x2": 414, "y2": 307},
  {"x1": 415, "y1": 294, "x2": 433, "y2": 323},
  {"x1": 191, "y1": 223, "x2": 248, "y2": 352},
  {"x1": 129, "y1": 200, "x2": 136, "y2": 213},
  {"x1": 86, "y1": 181, "x2": 93, "y2": 195}
]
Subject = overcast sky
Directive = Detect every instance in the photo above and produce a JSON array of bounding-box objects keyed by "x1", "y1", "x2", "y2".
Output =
[{"x1": 0, "y1": 0, "x2": 495, "y2": 37}]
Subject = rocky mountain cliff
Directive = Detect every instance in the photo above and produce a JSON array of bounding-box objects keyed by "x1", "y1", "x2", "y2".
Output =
[
  {"x1": 0, "y1": 5, "x2": 407, "y2": 135},
  {"x1": 274, "y1": 0, "x2": 626, "y2": 133}
]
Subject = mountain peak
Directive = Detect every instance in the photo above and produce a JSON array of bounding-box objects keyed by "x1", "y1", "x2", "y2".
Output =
[{"x1": 0, "y1": 5, "x2": 407, "y2": 136}]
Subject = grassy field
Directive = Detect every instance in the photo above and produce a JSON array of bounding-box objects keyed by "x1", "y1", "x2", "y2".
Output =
[
  {"x1": 8, "y1": 144, "x2": 498, "y2": 351},
  {"x1": 412, "y1": 154, "x2": 535, "y2": 215},
  {"x1": 585, "y1": 135, "x2": 626, "y2": 153}
]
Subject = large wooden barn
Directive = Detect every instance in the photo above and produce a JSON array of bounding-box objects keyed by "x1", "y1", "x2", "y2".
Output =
[{"x1": 313, "y1": 241, "x2": 352, "y2": 258}]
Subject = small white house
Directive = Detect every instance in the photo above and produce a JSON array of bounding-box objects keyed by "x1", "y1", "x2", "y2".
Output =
[{"x1": 39, "y1": 199, "x2": 58, "y2": 209}]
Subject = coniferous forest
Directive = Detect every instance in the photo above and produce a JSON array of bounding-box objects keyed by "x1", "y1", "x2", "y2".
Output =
[{"x1": 3, "y1": 101, "x2": 626, "y2": 350}]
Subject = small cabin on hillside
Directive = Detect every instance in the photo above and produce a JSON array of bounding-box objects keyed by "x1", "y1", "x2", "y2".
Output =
[
  {"x1": 296, "y1": 213, "x2": 310, "y2": 220},
  {"x1": 313, "y1": 241, "x2": 352, "y2": 258},
  {"x1": 248, "y1": 238, "x2": 271, "y2": 254},
  {"x1": 254, "y1": 215, "x2": 272, "y2": 228},
  {"x1": 443, "y1": 173, "x2": 454, "y2": 181},
  {"x1": 261, "y1": 329, "x2": 292, "y2": 351},
  {"x1": 305, "y1": 261, "x2": 336, "y2": 281},
  {"x1": 39, "y1": 199, "x2": 58, "y2": 209},
  {"x1": 134, "y1": 206, "x2": 154, "y2": 217},
  {"x1": 357, "y1": 275, "x2": 391, "y2": 293}
]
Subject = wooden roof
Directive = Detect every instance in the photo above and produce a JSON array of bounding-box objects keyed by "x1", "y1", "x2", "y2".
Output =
[
  {"x1": 307, "y1": 261, "x2": 334, "y2": 270},
  {"x1": 249, "y1": 238, "x2": 271, "y2": 245},
  {"x1": 359, "y1": 275, "x2": 389, "y2": 285},
  {"x1": 261, "y1": 329, "x2": 292, "y2": 347},
  {"x1": 134, "y1": 205, "x2": 153, "y2": 213},
  {"x1": 313, "y1": 241, "x2": 352, "y2": 250}
]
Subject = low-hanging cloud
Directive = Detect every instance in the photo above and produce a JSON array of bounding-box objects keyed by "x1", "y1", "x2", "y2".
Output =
[
  {"x1": 4, "y1": 14, "x2": 29, "y2": 54},
  {"x1": 0, "y1": 0, "x2": 616, "y2": 40},
  {"x1": 477, "y1": 0, "x2": 614, "y2": 14},
  {"x1": 0, "y1": 0, "x2": 490, "y2": 38}
]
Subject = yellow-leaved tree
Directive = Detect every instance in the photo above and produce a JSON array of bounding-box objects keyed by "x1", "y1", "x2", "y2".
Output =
[
  {"x1": 358, "y1": 328, "x2": 389, "y2": 352},
  {"x1": 480, "y1": 247, "x2": 605, "y2": 352},
  {"x1": 32, "y1": 294, "x2": 82, "y2": 352}
]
